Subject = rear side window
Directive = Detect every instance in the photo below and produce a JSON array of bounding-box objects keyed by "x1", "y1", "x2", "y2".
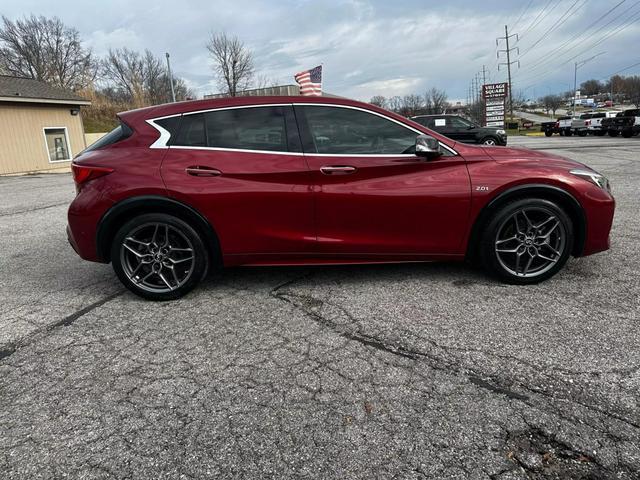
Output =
[
  {"x1": 84, "y1": 122, "x2": 132, "y2": 152},
  {"x1": 204, "y1": 107, "x2": 287, "y2": 152},
  {"x1": 175, "y1": 114, "x2": 206, "y2": 147},
  {"x1": 413, "y1": 117, "x2": 433, "y2": 128},
  {"x1": 170, "y1": 106, "x2": 289, "y2": 152}
]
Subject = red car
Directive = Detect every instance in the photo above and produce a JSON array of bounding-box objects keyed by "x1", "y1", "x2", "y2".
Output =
[{"x1": 68, "y1": 96, "x2": 615, "y2": 300}]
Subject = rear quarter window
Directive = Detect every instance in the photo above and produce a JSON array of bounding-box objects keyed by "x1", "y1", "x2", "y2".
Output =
[{"x1": 83, "y1": 122, "x2": 132, "y2": 153}]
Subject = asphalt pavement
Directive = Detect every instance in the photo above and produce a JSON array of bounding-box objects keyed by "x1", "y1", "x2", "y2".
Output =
[{"x1": 1, "y1": 136, "x2": 638, "y2": 479}]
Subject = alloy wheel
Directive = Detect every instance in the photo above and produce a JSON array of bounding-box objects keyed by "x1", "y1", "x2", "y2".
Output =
[
  {"x1": 483, "y1": 138, "x2": 497, "y2": 145},
  {"x1": 120, "y1": 222, "x2": 195, "y2": 293},
  {"x1": 494, "y1": 207, "x2": 566, "y2": 278}
]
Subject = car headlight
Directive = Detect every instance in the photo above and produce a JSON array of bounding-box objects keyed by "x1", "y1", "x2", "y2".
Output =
[
  {"x1": 570, "y1": 169, "x2": 611, "y2": 192},
  {"x1": 496, "y1": 129, "x2": 506, "y2": 135}
]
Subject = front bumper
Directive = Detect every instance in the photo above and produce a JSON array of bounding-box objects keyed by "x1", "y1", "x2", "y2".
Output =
[{"x1": 580, "y1": 189, "x2": 615, "y2": 256}]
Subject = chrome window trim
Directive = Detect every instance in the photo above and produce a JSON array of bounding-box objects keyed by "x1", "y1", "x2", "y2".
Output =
[{"x1": 146, "y1": 102, "x2": 459, "y2": 156}]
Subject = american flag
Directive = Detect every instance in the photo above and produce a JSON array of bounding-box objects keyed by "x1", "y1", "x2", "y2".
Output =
[{"x1": 294, "y1": 65, "x2": 322, "y2": 96}]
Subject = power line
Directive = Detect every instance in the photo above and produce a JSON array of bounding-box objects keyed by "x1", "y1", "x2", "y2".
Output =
[
  {"x1": 519, "y1": 0, "x2": 585, "y2": 58},
  {"x1": 519, "y1": 0, "x2": 557, "y2": 40},
  {"x1": 600, "y1": 60, "x2": 640, "y2": 79},
  {"x1": 512, "y1": 2, "x2": 640, "y2": 89},
  {"x1": 517, "y1": 0, "x2": 631, "y2": 75},
  {"x1": 511, "y1": 0, "x2": 535, "y2": 31}
]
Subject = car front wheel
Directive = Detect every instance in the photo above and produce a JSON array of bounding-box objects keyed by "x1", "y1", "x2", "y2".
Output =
[
  {"x1": 480, "y1": 199, "x2": 573, "y2": 284},
  {"x1": 481, "y1": 136, "x2": 499, "y2": 145},
  {"x1": 111, "y1": 213, "x2": 208, "y2": 300}
]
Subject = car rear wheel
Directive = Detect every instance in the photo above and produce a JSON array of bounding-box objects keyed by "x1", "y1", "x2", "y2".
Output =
[
  {"x1": 577, "y1": 130, "x2": 588, "y2": 137},
  {"x1": 481, "y1": 136, "x2": 499, "y2": 145},
  {"x1": 622, "y1": 129, "x2": 633, "y2": 138},
  {"x1": 480, "y1": 199, "x2": 573, "y2": 284},
  {"x1": 544, "y1": 131, "x2": 553, "y2": 137},
  {"x1": 608, "y1": 130, "x2": 619, "y2": 137},
  {"x1": 111, "y1": 213, "x2": 208, "y2": 300},
  {"x1": 565, "y1": 129, "x2": 573, "y2": 137}
]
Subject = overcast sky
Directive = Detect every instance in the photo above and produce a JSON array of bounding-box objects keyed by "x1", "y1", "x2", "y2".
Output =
[{"x1": 3, "y1": 0, "x2": 639, "y2": 102}]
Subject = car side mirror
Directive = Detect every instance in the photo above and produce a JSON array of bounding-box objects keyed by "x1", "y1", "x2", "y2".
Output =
[{"x1": 415, "y1": 134, "x2": 441, "y2": 159}]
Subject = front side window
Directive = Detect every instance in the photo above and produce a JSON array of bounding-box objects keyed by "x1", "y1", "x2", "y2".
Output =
[
  {"x1": 44, "y1": 128, "x2": 71, "y2": 162},
  {"x1": 301, "y1": 106, "x2": 417, "y2": 155}
]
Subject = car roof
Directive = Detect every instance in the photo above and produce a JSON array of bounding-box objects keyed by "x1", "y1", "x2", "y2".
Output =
[
  {"x1": 411, "y1": 114, "x2": 456, "y2": 118},
  {"x1": 116, "y1": 95, "x2": 456, "y2": 147},
  {"x1": 120, "y1": 95, "x2": 394, "y2": 123}
]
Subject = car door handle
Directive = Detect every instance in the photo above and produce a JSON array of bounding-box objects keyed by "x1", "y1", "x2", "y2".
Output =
[
  {"x1": 320, "y1": 165, "x2": 357, "y2": 175},
  {"x1": 185, "y1": 166, "x2": 222, "y2": 177}
]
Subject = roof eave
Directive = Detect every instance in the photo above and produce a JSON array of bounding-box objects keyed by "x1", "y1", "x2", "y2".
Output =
[{"x1": 0, "y1": 96, "x2": 91, "y2": 106}]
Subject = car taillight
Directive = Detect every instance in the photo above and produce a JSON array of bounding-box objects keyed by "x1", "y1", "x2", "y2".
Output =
[
  {"x1": 555, "y1": 122, "x2": 559, "y2": 128},
  {"x1": 585, "y1": 120, "x2": 591, "y2": 126},
  {"x1": 72, "y1": 164, "x2": 113, "y2": 189}
]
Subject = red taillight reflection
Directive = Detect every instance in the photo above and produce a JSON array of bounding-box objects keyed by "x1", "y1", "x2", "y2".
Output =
[{"x1": 72, "y1": 164, "x2": 113, "y2": 186}]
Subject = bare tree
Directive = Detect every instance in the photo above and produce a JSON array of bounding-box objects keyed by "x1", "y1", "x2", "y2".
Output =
[
  {"x1": 387, "y1": 96, "x2": 403, "y2": 113},
  {"x1": 369, "y1": 95, "x2": 387, "y2": 108},
  {"x1": 206, "y1": 33, "x2": 254, "y2": 96},
  {"x1": 623, "y1": 76, "x2": 640, "y2": 107},
  {"x1": 541, "y1": 94, "x2": 563, "y2": 117},
  {"x1": 423, "y1": 88, "x2": 448, "y2": 114},
  {"x1": 579, "y1": 79, "x2": 604, "y2": 96},
  {"x1": 101, "y1": 48, "x2": 193, "y2": 107},
  {"x1": 0, "y1": 15, "x2": 96, "y2": 91},
  {"x1": 399, "y1": 94, "x2": 423, "y2": 117}
]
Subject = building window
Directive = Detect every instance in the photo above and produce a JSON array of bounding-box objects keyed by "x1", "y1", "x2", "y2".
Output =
[{"x1": 43, "y1": 127, "x2": 72, "y2": 162}]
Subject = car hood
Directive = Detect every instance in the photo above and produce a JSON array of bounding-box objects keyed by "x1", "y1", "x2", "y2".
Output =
[{"x1": 481, "y1": 145, "x2": 589, "y2": 170}]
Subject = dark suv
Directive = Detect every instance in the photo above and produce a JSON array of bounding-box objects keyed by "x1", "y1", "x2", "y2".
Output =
[{"x1": 411, "y1": 114, "x2": 507, "y2": 146}]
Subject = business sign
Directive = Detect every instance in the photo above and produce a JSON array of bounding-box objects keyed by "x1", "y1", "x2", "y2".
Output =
[{"x1": 482, "y1": 82, "x2": 508, "y2": 128}]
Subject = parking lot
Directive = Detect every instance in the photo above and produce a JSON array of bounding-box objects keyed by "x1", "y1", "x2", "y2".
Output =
[{"x1": 0, "y1": 136, "x2": 638, "y2": 479}]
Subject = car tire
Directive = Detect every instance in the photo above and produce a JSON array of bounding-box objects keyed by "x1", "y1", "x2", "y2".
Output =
[
  {"x1": 565, "y1": 129, "x2": 573, "y2": 137},
  {"x1": 480, "y1": 198, "x2": 574, "y2": 284},
  {"x1": 544, "y1": 131, "x2": 553, "y2": 137},
  {"x1": 577, "y1": 130, "x2": 588, "y2": 137},
  {"x1": 481, "y1": 136, "x2": 499, "y2": 145},
  {"x1": 622, "y1": 129, "x2": 632, "y2": 138},
  {"x1": 608, "y1": 130, "x2": 619, "y2": 137},
  {"x1": 111, "y1": 213, "x2": 209, "y2": 300}
]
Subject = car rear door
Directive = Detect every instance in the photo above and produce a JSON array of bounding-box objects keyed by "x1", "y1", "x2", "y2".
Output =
[
  {"x1": 157, "y1": 105, "x2": 315, "y2": 261},
  {"x1": 295, "y1": 104, "x2": 471, "y2": 257}
]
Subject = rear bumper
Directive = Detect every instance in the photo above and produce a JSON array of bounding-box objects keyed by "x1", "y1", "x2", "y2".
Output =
[{"x1": 67, "y1": 192, "x2": 111, "y2": 263}]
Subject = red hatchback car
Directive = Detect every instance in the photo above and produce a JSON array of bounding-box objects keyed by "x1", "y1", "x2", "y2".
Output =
[{"x1": 68, "y1": 96, "x2": 615, "y2": 300}]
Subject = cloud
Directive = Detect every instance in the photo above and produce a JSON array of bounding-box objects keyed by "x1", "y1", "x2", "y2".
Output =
[{"x1": 1, "y1": 0, "x2": 637, "y2": 101}]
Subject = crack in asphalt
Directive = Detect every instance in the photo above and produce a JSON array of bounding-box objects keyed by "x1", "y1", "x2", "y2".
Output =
[
  {"x1": 270, "y1": 274, "x2": 640, "y2": 477},
  {"x1": 0, "y1": 290, "x2": 124, "y2": 362},
  {"x1": 0, "y1": 201, "x2": 68, "y2": 217}
]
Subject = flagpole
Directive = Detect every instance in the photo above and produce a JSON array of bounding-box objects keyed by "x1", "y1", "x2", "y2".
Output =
[{"x1": 321, "y1": 63, "x2": 324, "y2": 96}]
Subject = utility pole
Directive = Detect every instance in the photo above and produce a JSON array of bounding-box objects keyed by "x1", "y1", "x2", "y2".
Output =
[
  {"x1": 572, "y1": 52, "x2": 606, "y2": 116},
  {"x1": 497, "y1": 25, "x2": 519, "y2": 121},
  {"x1": 165, "y1": 52, "x2": 176, "y2": 103}
]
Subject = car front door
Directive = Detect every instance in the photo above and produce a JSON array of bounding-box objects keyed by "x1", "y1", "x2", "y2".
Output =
[
  {"x1": 448, "y1": 116, "x2": 477, "y2": 142},
  {"x1": 295, "y1": 104, "x2": 471, "y2": 257},
  {"x1": 158, "y1": 105, "x2": 315, "y2": 262}
]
